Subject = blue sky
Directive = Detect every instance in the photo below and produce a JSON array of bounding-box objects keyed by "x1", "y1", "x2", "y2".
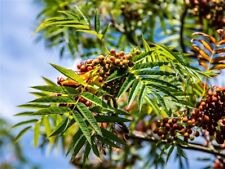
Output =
[
  {"x1": 0, "y1": 1, "x2": 224, "y2": 169},
  {"x1": 0, "y1": 1, "x2": 74, "y2": 168}
]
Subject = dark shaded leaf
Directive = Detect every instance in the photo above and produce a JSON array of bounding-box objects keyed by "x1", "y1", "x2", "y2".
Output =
[
  {"x1": 117, "y1": 75, "x2": 135, "y2": 98},
  {"x1": 30, "y1": 96, "x2": 75, "y2": 103},
  {"x1": 83, "y1": 143, "x2": 91, "y2": 164},
  {"x1": 94, "y1": 10, "x2": 100, "y2": 32},
  {"x1": 73, "y1": 111, "x2": 92, "y2": 144},
  {"x1": 66, "y1": 129, "x2": 82, "y2": 156},
  {"x1": 34, "y1": 107, "x2": 71, "y2": 115},
  {"x1": 71, "y1": 135, "x2": 86, "y2": 160},
  {"x1": 128, "y1": 80, "x2": 141, "y2": 106},
  {"x1": 101, "y1": 128, "x2": 125, "y2": 146},
  {"x1": 81, "y1": 92, "x2": 110, "y2": 110},
  {"x1": 77, "y1": 103, "x2": 102, "y2": 136},
  {"x1": 32, "y1": 85, "x2": 79, "y2": 94},
  {"x1": 50, "y1": 118, "x2": 69, "y2": 136},
  {"x1": 95, "y1": 115, "x2": 130, "y2": 123}
]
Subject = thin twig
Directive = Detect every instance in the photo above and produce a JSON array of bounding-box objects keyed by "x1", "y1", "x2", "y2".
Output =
[{"x1": 128, "y1": 134, "x2": 225, "y2": 158}]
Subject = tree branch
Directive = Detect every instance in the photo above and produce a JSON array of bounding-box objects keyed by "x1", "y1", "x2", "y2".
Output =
[{"x1": 128, "y1": 134, "x2": 225, "y2": 158}]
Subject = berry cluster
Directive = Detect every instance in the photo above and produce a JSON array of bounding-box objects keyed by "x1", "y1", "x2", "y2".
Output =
[
  {"x1": 152, "y1": 116, "x2": 200, "y2": 142},
  {"x1": 152, "y1": 87, "x2": 225, "y2": 144},
  {"x1": 185, "y1": 0, "x2": 225, "y2": 28},
  {"x1": 76, "y1": 49, "x2": 137, "y2": 83},
  {"x1": 57, "y1": 49, "x2": 140, "y2": 104}
]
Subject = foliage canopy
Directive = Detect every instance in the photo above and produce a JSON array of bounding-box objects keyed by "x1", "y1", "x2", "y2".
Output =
[{"x1": 14, "y1": 0, "x2": 225, "y2": 168}]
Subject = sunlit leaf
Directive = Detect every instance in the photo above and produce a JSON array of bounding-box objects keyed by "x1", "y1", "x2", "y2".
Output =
[
  {"x1": 34, "y1": 121, "x2": 41, "y2": 147},
  {"x1": 51, "y1": 64, "x2": 85, "y2": 86},
  {"x1": 50, "y1": 118, "x2": 69, "y2": 136}
]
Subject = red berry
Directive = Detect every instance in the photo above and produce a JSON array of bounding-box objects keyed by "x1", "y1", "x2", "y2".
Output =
[
  {"x1": 98, "y1": 76, "x2": 103, "y2": 82},
  {"x1": 80, "y1": 65, "x2": 87, "y2": 72},
  {"x1": 110, "y1": 49, "x2": 116, "y2": 55},
  {"x1": 118, "y1": 51, "x2": 125, "y2": 57},
  {"x1": 77, "y1": 64, "x2": 82, "y2": 69},
  {"x1": 87, "y1": 66, "x2": 93, "y2": 71},
  {"x1": 98, "y1": 55, "x2": 104, "y2": 60}
]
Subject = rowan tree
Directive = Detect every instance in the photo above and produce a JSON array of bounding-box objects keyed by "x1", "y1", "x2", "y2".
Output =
[{"x1": 15, "y1": 0, "x2": 225, "y2": 168}]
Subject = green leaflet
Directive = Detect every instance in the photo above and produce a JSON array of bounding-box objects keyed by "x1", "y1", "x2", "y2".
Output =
[
  {"x1": 154, "y1": 43, "x2": 186, "y2": 65},
  {"x1": 76, "y1": 29, "x2": 103, "y2": 40},
  {"x1": 91, "y1": 136, "x2": 99, "y2": 157},
  {"x1": 96, "y1": 135, "x2": 120, "y2": 148},
  {"x1": 117, "y1": 75, "x2": 135, "y2": 98},
  {"x1": 33, "y1": 107, "x2": 71, "y2": 115},
  {"x1": 81, "y1": 92, "x2": 111, "y2": 110},
  {"x1": 142, "y1": 36, "x2": 151, "y2": 51},
  {"x1": 14, "y1": 126, "x2": 32, "y2": 142},
  {"x1": 30, "y1": 92, "x2": 48, "y2": 97},
  {"x1": 145, "y1": 96, "x2": 161, "y2": 115},
  {"x1": 95, "y1": 115, "x2": 130, "y2": 123},
  {"x1": 141, "y1": 77, "x2": 179, "y2": 90},
  {"x1": 115, "y1": 109, "x2": 130, "y2": 115},
  {"x1": 89, "y1": 106, "x2": 102, "y2": 114},
  {"x1": 34, "y1": 120, "x2": 41, "y2": 147},
  {"x1": 101, "y1": 128, "x2": 125, "y2": 146},
  {"x1": 32, "y1": 85, "x2": 79, "y2": 94},
  {"x1": 30, "y1": 96, "x2": 75, "y2": 103},
  {"x1": 74, "y1": 5, "x2": 90, "y2": 25},
  {"x1": 134, "y1": 70, "x2": 176, "y2": 76},
  {"x1": 66, "y1": 129, "x2": 82, "y2": 156},
  {"x1": 147, "y1": 83, "x2": 178, "y2": 101},
  {"x1": 51, "y1": 64, "x2": 85, "y2": 86},
  {"x1": 132, "y1": 62, "x2": 170, "y2": 70},
  {"x1": 152, "y1": 92, "x2": 168, "y2": 112},
  {"x1": 159, "y1": 12, "x2": 167, "y2": 34},
  {"x1": 58, "y1": 11, "x2": 79, "y2": 20},
  {"x1": 15, "y1": 111, "x2": 34, "y2": 116},
  {"x1": 70, "y1": 135, "x2": 86, "y2": 160},
  {"x1": 42, "y1": 115, "x2": 54, "y2": 144},
  {"x1": 132, "y1": 51, "x2": 152, "y2": 63},
  {"x1": 36, "y1": 18, "x2": 88, "y2": 32},
  {"x1": 57, "y1": 24, "x2": 89, "y2": 30},
  {"x1": 101, "y1": 23, "x2": 110, "y2": 38},
  {"x1": 177, "y1": 146, "x2": 187, "y2": 159},
  {"x1": 18, "y1": 104, "x2": 49, "y2": 109},
  {"x1": 42, "y1": 76, "x2": 57, "y2": 86},
  {"x1": 12, "y1": 119, "x2": 38, "y2": 128},
  {"x1": 73, "y1": 111, "x2": 92, "y2": 144},
  {"x1": 105, "y1": 70, "x2": 124, "y2": 83},
  {"x1": 50, "y1": 118, "x2": 69, "y2": 136},
  {"x1": 94, "y1": 10, "x2": 100, "y2": 32},
  {"x1": 128, "y1": 80, "x2": 141, "y2": 107},
  {"x1": 77, "y1": 103, "x2": 102, "y2": 136},
  {"x1": 83, "y1": 143, "x2": 91, "y2": 164},
  {"x1": 166, "y1": 146, "x2": 174, "y2": 162},
  {"x1": 138, "y1": 84, "x2": 146, "y2": 110}
]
